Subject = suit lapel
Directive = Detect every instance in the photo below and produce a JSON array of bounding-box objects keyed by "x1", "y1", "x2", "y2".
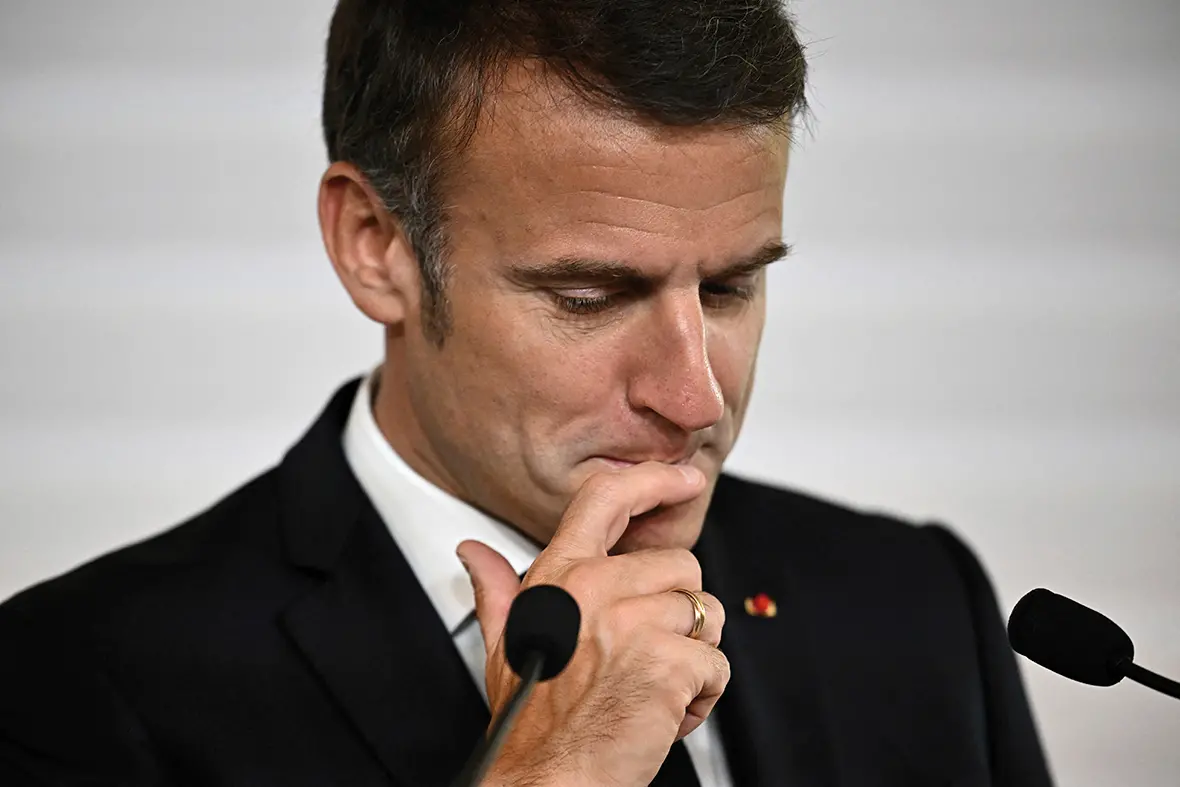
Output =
[
  {"x1": 276, "y1": 381, "x2": 489, "y2": 786},
  {"x1": 696, "y1": 479, "x2": 840, "y2": 787}
]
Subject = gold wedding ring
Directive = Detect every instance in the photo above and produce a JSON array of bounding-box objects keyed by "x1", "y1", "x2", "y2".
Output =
[{"x1": 671, "y1": 588, "x2": 707, "y2": 640}]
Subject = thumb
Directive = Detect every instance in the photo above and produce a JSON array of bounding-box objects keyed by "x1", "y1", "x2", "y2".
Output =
[{"x1": 457, "y1": 539, "x2": 521, "y2": 651}]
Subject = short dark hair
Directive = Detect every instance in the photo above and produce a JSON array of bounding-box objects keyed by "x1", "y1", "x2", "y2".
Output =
[{"x1": 323, "y1": 0, "x2": 809, "y2": 343}]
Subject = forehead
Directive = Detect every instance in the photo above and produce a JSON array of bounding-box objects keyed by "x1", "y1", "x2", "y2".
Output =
[{"x1": 444, "y1": 62, "x2": 789, "y2": 263}]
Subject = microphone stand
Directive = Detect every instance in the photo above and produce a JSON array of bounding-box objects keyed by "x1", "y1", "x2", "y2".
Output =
[
  {"x1": 1113, "y1": 658, "x2": 1180, "y2": 700},
  {"x1": 451, "y1": 652, "x2": 545, "y2": 787}
]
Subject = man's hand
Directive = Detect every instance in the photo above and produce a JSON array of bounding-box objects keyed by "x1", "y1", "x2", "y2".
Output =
[{"x1": 457, "y1": 462, "x2": 729, "y2": 787}]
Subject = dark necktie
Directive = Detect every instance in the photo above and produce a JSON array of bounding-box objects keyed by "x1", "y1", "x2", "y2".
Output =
[{"x1": 649, "y1": 739, "x2": 702, "y2": 786}]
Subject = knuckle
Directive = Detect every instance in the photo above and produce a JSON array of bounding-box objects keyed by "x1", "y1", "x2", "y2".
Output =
[
  {"x1": 707, "y1": 593, "x2": 727, "y2": 628},
  {"x1": 671, "y1": 549, "x2": 703, "y2": 588},
  {"x1": 712, "y1": 647, "x2": 732, "y2": 687},
  {"x1": 561, "y1": 559, "x2": 597, "y2": 594},
  {"x1": 670, "y1": 682, "x2": 696, "y2": 711},
  {"x1": 559, "y1": 557, "x2": 610, "y2": 608}
]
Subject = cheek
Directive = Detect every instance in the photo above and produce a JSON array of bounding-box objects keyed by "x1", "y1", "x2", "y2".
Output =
[
  {"x1": 468, "y1": 305, "x2": 625, "y2": 427},
  {"x1": 496, "y1": 331, "x2": 635, "y2": 484}
]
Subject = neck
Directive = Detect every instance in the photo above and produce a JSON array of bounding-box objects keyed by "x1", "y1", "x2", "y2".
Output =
[{"x1": 371, "y1": 345, "x2": 466, "y2": 506}]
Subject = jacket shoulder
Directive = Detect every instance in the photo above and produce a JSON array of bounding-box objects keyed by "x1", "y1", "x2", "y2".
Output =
[
  {"x1": 709, "y1": 471, "x2": 984, "y2": 596},
  {"x1": 712, "y1": 470, "x2": 929, "y2": 542}
]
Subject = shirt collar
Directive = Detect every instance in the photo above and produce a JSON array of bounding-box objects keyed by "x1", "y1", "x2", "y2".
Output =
[{"x1": 342, "y1": 367, "x2": 540, "y2": 634}]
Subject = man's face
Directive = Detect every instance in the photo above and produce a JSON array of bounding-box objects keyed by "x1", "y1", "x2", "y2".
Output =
[{"x1": 389, "y1": 66, "x2": 789, "y2": 553}]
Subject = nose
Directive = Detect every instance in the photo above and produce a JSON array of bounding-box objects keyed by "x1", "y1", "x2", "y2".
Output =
[{"x1": 627, "y1": 292, "x2": 726, "y2": 433}]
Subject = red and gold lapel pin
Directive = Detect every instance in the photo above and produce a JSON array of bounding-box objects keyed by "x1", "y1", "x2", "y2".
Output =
[{"x1": 744, "y1": 592, "x2": 777, "y2": 618}]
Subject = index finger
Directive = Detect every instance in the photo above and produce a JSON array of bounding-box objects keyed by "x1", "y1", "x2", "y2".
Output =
[{"x1": 543, "y1": 462, "x2": 706, "y2": 562}]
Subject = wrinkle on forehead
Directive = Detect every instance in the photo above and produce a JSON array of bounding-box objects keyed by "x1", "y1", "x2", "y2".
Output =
[{"x1": 566, "y1": 182, "x2": 773, "y2": 215}]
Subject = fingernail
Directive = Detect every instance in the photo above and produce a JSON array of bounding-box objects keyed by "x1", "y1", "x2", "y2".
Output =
[
  {"x1": 680, "y1": 466, "x2": 704, "y2": 484},
  {"x1": 456, "y1": 549, "x2": 471, "y2": 574}
]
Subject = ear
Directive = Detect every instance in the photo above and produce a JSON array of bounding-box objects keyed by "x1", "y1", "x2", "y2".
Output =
[{"x1": 318, "y1": 161, "x2": 419, "y2": 325}]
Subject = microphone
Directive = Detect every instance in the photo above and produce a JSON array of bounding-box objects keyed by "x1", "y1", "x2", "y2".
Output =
[
  {"x1": 452, "y1": 584, "x2": 581, "y2": 787},
  {"x1": 1007, "y1": 588, "x2": 1180, "y2": 700}
]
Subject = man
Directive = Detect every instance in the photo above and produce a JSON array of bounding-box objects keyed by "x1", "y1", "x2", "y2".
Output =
[{"x1": 0, "y1": 1, "x2": 1053, "y2": 785}]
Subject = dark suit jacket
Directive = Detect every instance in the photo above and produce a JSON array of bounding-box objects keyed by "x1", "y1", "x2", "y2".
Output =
[{"x1": 0, "y1": 380, "x2": 1052, "y2": 787}]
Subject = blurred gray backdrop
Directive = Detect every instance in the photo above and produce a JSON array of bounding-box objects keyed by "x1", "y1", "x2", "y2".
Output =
[{"x1": 1, "y1": 1, "x2": 1177, "y2": 784}]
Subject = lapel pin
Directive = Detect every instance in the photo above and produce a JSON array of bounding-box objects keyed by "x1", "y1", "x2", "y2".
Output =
[{"x1": 744, "y1": 592, "x2": 777, "y2": 618}]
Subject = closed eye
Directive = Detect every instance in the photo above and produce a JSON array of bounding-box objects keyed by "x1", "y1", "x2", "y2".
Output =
[
  {"x1": 550, "y1": 275, "x2": 760, "y2": 317},
  {"x1": 552, "y1": 292, "x2": 615, "y2": 315},
  {"x1": 700, "y1": 277, "x2": 759, "y2": 306}
]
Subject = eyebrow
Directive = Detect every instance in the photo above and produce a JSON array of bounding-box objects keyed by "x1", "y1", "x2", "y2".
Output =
[{"x1": 507, "y1": 240, "x2": 792, "y2": 287}]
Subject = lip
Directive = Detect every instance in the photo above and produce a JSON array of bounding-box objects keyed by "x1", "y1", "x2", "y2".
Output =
[{"x1": 594, "y1": 452, "x2": 697, "y2": 469}]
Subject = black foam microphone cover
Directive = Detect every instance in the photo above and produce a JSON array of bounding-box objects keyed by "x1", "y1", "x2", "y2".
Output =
[
  {"x1": 1008, "y1": 588, "x2": 1134, "y2": 686},
  {"x1": 503, "y1": 584, "x2": 581, "y2": 681}
]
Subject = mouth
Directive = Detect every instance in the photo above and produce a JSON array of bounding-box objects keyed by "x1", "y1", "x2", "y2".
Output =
[{"x1": 592, "y1": 451, "x2": 698, "y2": 470}]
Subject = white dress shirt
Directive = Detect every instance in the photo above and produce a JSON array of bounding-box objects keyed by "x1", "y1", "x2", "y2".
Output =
[{"x1": 342, "y1": 368, "x2": 733, "y2": 786}]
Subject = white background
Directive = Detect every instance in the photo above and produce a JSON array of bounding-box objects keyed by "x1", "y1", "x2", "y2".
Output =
[{"x1": 1, "y1": 1, "x2": 1177, "y2": 784}]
